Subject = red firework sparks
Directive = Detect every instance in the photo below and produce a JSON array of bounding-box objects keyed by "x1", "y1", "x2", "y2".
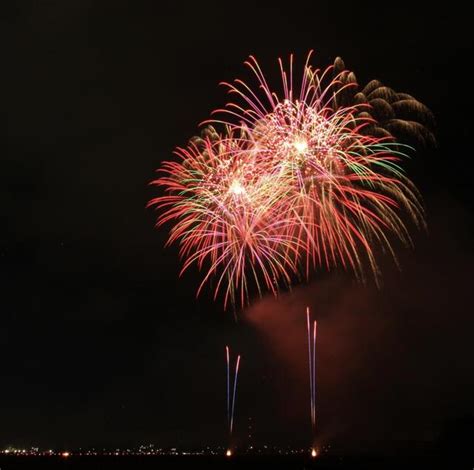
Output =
[{"x1": 149, "y1": 52, "x2": 425, "y2": 309}]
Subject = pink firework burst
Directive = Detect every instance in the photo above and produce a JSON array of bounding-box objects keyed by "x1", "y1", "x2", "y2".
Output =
[
  {"x1": 149, "y1": 52, "x2": 425, "y2": 309},
  {"x1": 149, "y1": 129, "x2": 304, "y2": 308}
]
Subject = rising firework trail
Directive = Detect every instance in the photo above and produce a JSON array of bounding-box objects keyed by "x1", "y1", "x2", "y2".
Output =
[
  {"x1": 226, "y1": 346, "x2": 230, "y2": 427},
  {"x1": 226, "y1": 346, "x2": 241, "y2": 439},
  {"x1": 306, "y1": 307, "x2": 317, "y2": 436}
]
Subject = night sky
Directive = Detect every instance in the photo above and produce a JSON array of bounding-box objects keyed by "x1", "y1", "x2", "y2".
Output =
[{"x1": 2, "y1": 1, "x2": 473, "y2": 451}]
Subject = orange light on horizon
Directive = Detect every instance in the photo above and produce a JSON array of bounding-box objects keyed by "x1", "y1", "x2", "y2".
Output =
[
  {"x1": 61, "y1": 452, "x2": 70, "y2": 458},
  {"x1": 226, "y1": 449, "x2": 232, "y2": 457},
  {"x1": 311, "y1": 448, "x2": 317, "y2": 458}
]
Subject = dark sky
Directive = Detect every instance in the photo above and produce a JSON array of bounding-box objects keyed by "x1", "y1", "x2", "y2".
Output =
[{"x1": 2, "y1": 0, "x2": 473, "y2": 451}]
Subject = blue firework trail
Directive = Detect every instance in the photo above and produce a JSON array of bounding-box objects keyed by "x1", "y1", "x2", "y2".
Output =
[
  {"x1": 306, "y1": 307, "x2": 317, "y2": 435},
  {"x1": 226, "y1": 346, "x2": 241, "y2": 437}
]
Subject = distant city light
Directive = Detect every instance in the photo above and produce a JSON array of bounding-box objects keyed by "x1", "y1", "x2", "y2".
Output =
[{"x1": 1, "y1": 443, "x2": 333, "y2": 458}]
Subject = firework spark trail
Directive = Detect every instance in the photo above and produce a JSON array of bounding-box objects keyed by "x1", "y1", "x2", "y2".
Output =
[
  {"x1": 230, "y1": 354, "x2": 241, "y2": 435},
  {"x1": 226, "y1": 346, "x2": 241, "y2": 437},
  {"x1": 226, "y1": 346, "x2": 230, "y2": 427},
  {"x1": 313, "y1": 317, "x2": 317, "y2": 432},
  {"x1": 306, "y1": 307, "x2": 317, "y2": 434},
  {"x1": 306, "y1": 308, "x2": 314, "y2": 427}
]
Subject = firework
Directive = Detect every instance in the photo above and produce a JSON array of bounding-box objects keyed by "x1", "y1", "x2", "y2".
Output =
[
  {"x1": 149, "y1": 51, "x2": 427, "y2": 308},
  {"x1": 306, "y1": 307, "x2": 317, "y2": 435},
  {"x1": 149, "y1": 131, "x2": 303, "y2": 308},
  {"x1": 212, "y1": 52, "x2": 425, "y2": 282},
  {"x1": 226, "y1": 346, "x2": 241, "y2": 439},
  {"x1": 331, "y1": 56, "x2": 436, "y2": 148}
]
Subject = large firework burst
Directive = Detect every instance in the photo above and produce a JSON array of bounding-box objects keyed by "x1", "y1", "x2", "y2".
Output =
[
  {"x1": 149, "y1": 128, "x2": 303, "y2": 307},
  {"x1": 149, "y1": 52, "x2": 429, "y2": 309}
]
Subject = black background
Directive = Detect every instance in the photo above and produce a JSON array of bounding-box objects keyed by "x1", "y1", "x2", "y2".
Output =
[{"x1": 2, "y1": 0, "x2": 473, "y2": 452}]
